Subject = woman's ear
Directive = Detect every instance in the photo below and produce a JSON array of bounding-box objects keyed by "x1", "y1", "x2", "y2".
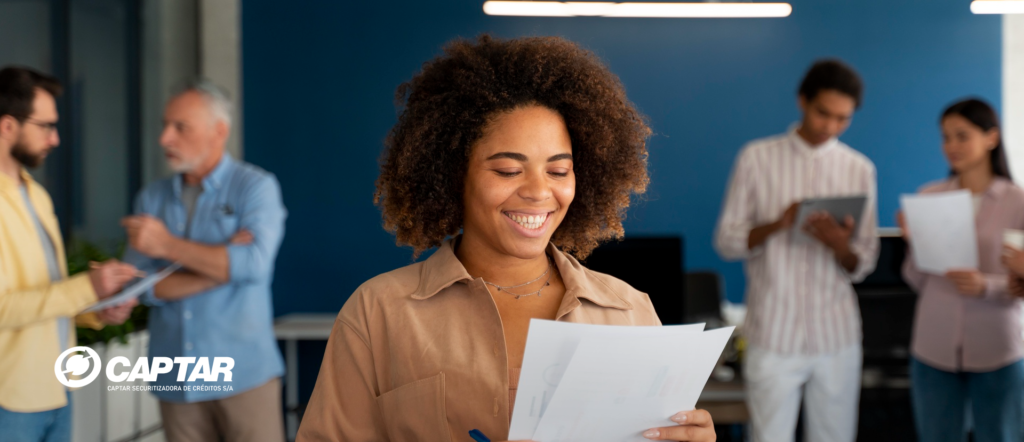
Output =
[{"x1": 986, "y1": 127, "x2": 1001, "y2": 151}]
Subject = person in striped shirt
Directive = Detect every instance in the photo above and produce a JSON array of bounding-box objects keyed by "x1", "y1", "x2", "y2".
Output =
[{"x1": 714, "y1": 60, "x2": 880, "y2": 442}]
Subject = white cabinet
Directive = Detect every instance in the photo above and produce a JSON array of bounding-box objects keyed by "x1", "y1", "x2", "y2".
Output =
[{"x1": 71, "y1": 331, "x2": 164, "y2": 442}]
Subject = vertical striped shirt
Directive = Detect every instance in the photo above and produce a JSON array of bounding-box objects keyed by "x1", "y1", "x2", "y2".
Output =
[{"x1": 715, "y1": 127, "x2": 880, "y2": 355}]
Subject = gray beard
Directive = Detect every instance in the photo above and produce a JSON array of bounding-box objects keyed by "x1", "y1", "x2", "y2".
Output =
[{"x1": 11, "y1": 141, "x2": 45, "y2": 169}]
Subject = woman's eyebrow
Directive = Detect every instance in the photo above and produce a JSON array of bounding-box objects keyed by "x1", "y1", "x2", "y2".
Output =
[
  {"x1": 484, "y1": 152, "x2": 572, "y2": 162},
  {"x1": 486, "y1": 152, "x2": 528, "y2": 161}
]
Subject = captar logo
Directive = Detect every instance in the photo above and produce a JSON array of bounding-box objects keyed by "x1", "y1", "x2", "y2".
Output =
[
  {"x1": 54, "y1": 347, "x2": 102, "y2": 388},
  {"x1": 55, "y1": 346, "x2": 234, "y2": 388}
]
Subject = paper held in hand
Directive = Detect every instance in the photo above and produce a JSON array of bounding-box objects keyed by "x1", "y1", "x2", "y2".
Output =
[
  {"x1": 82, "y1": 263, "x2": 182, "y2": 313},
  {"x1": 509, "y1": 319, "x2": 734, "y2": 442},
  {"x1": 900, "y1": 190, "x2": 979, "y2": 274}
]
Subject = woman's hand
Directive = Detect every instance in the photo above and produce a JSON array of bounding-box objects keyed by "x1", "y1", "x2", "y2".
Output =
[
  {"x1": 642, "y1": 409, "x2": 715, "y2": 441},
  {"x1": 1001, "y1": 246, "x2": 1024, "y2": 276},
  {"x1": 1009, "y1": 275, "x2": 1024, "y2": 298},
  {"x1": 945, "y1": 269, "x2": 986, "y2": 297}
]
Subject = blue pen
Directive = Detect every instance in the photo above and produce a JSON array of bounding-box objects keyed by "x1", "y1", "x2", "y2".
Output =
[{"x1": 469, "y1": 429, "x2": 491, "y2": 442}]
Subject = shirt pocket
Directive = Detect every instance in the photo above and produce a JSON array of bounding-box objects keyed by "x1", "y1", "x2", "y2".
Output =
[
  {"x1": 375, "y1": 372, "x2": 452, "y2": 442},
  {"x1": 215, "y1": 214, "x2": 240, "y2": 240}
]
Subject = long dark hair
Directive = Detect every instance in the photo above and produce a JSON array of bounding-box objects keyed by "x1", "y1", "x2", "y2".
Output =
[{"x1": 941, "y1": 98, "x2": 1012, "y2": 180}]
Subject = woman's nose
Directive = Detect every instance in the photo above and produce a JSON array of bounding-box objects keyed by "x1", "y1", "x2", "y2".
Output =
[{"x1": 519, "y1": 171, "x2": 552, "y2": 201}]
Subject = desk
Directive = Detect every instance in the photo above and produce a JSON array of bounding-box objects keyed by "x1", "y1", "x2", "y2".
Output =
[
  {"x1": 274, "y1": 313, "x2": 337, "y2": 441},
  {"x1": 697, "y1": 380, "x2": 748, "y2": 425}
]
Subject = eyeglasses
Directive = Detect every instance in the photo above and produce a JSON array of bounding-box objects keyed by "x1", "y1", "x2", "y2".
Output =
[{"x1": 23, "y1": 118, "x2": 58, "y2": 134}]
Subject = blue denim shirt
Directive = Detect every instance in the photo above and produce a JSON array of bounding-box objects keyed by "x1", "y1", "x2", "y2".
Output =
[{"x1": 124, "y1": 155, "x2": 286, "y2": 403}]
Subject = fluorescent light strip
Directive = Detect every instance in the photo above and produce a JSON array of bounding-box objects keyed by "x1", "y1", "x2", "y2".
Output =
[
  {"x1": 482, "y1": 1, "x2": 792, "y2": 18},
  {"x1": 971, "y1": 1, "x2": 1024, "y2": 14},
  {"x1": 609, "y1": 2, "x2": 792, "y2": 17}
]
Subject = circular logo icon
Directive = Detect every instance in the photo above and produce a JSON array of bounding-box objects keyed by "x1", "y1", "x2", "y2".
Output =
[{"x1": 54, "y1": 346, "x2": 102, "y2": 388}]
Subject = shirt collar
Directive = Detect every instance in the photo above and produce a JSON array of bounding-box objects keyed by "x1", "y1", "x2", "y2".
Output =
[
  {"x1": 788, "y1": 123, "x2": 839, "y2": 156},
  {"x1": 989, "y1": 177, "x2": 1012, "y2": 198},
  {"x1": 412, "y1": 237, "x2": 632, "y2": 311},
  {"x1": 412, "y1": 239, "x2": 474, "y2": 300},
  {"x1": 0, "y1": 168, "x2": 36, "y2": 192},
  {"x1": 944, "y1": 175, "x2": 1012, "y2": 199},
  {"x1": 173, "y1": 153, "x2": 234, "y2": 197}
]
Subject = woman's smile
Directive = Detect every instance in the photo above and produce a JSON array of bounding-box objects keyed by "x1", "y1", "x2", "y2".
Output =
[{"x1": 502, "y1": 210, "x2": 555, "y2": 237}]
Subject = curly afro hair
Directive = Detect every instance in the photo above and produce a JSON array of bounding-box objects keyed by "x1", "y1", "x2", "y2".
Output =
[{"x1": 374, "y1": 34, "x2": 651, "y2": 259}]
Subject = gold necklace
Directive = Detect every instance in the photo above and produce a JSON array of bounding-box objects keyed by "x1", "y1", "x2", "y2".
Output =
[{"x1": 483, "y1": 258, "x2": 553, "y2": 300}]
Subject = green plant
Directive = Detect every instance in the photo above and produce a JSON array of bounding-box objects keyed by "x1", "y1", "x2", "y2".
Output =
[{"x1": 67, "y1": 239, "x2": 149, "y2": 347}]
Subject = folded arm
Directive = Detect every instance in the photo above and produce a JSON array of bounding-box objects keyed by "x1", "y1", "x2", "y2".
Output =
[
  {"x1": 153, "y1": 270, "x2": 223, "y2": 301},
  {"x1": 124, "y1": 176, "x2": 286, "y2": 298}
]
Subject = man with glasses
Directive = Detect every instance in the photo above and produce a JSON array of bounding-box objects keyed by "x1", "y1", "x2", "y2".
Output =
[
  {"x1": 0, "y1": 66, "x2": 139, "y2": 442},
  {"x1": 122, "y1": 79, "x2": 287, "y2": 442}
]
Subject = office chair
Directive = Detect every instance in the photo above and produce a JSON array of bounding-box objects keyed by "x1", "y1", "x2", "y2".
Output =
[{"x1": 684, "y1": 271, "x2": 724, "y2": 324}]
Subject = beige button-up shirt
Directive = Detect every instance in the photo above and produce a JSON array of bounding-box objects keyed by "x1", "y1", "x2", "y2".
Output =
[
  {"x1": 902, "y1": 177, "x2": 1024, "y2": 372},
  {"x1": 297, "y1": 239, "x2": 661, "y2": 441}
]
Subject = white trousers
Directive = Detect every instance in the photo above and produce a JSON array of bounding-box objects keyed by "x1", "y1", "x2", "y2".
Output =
[{"x1": 744, "y1": 343, "x2": 862, "y2": 442}]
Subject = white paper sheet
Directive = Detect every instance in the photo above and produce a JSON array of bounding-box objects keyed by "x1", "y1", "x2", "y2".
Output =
[
  {"x1": 508, "y1": 320, "x2": 706, "y2": 440},
  {"x1": 82, "y1": 263, "x2": 182, "y2": 313},
  {"x1": 532, "y1": 327, "x2": 735, "y2": 442},
  {"x1": 900, "y1": 190, "x2": 979, "y2": 274}
]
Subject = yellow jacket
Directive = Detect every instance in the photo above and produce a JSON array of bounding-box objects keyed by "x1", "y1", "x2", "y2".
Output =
[{"x1": 0, "y1": 169, "x2": 103, "y2": 412}]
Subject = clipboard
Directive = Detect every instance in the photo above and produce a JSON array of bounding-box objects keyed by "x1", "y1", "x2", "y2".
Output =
[
  {"x1": 82, "y1": 263, "x2": 182, "y2": 313},
  {"x1": 792, "y1": 195, "x2": 867, "y2": 244}
]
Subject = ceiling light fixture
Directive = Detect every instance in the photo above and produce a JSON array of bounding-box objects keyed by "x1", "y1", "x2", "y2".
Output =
[
  {"x1": 971, "y1": 0, "x2": 1024, "y2": 14},
  {"x1": 482, "y1": 1, "x2": 793, "y2": 18}
]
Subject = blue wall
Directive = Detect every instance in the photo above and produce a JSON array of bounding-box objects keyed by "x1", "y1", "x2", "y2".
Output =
[{"x1": 243, "y1": 0, "x2": 1000, "y2": 311}]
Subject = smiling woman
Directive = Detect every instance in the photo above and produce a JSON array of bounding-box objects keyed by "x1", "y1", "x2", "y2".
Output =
[
  {"x1": 296, "y1": 35, "x2": 716, "y2": 442},
  {"x1": 375, "y1": 34, "x2": 650, "y2": 259}
]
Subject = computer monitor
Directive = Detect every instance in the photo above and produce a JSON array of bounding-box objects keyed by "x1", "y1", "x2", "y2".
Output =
[{"x1": 580, "y1": 236, "x2": 685, "y2": 325}]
